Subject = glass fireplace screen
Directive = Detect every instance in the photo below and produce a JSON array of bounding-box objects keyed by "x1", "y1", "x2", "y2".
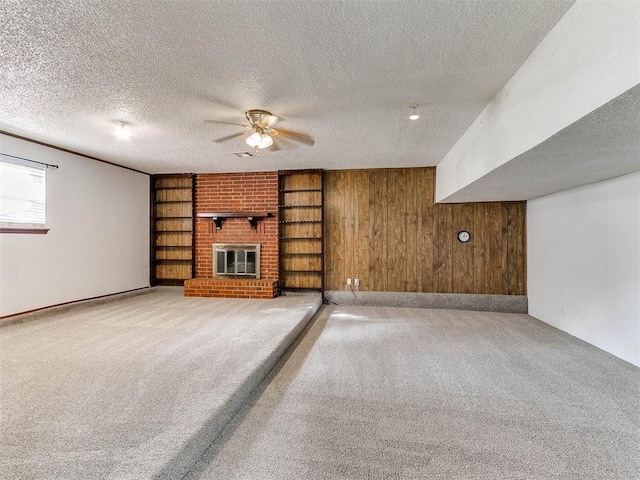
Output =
[{"x1": 212, "y1": 244, "x2": 261, "y2": 279}]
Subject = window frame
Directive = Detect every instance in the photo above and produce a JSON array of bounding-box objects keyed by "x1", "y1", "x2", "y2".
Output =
[{"x1": 0, "y1": 159, "x2": 49, "y2": 234}]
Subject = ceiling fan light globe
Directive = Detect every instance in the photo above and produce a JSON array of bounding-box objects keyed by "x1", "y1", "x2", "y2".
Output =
[
  {"x1": 409, "y1": 114, "x2": 420, "y2": 120},
  {"x1": 257, "y1": 133, "x2": 273, "y2": 149},
  {"x1": 246, "y1": 132, "x2": 261, "y2": 147}
]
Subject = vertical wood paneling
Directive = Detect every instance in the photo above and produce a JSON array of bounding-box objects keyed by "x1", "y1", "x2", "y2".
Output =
[
  {"x1": 355, "y1": 170, "x2": 370, "y2": 289},
  {"x1": 501, "y1": 203, "x2": 510, "y2": 294},
  {"x1": 487, "y1": 202, "x2": 504, "y2": 294},
  {"x1": 369, "y1": 170, "x2": 387, "y2": 291},
  {"x1": 406, "y1": 170, "x2": 419, "y2": 292},
  {"x1": 386, "y1": 169, "x2": 407, "y2": 292},
  {"x1": 435, "y1": 204, "x2": 453, "y2": 293},
  {"x1": 506, "y1": 203, "x2": 518, "y2": 295},
  {"x1": 452, "y1": 203, "x2": 474, "y2": 294},
  {"x1": 473, "y1": 204, "x2": 486, "y2": 293},
  {"x1": 324, "y1": 171, "x2": 343, "y2": 290},
  {"x1": 344, "y1": 170, "x2": 357, "y2": 288},
  {"x1": 419, "y1": 168, "x2": 434, "y2": 292},
  {"x1": 324, "y1": 168, "x2": 526, "y2": 295},
  {"x1": 515, "y1": 203, "x2": 526, "y2": 295},
  {"x1": 505, "y1": 202, "x2": 527, "y2": 295},
  {"x1": 396, "y1": 169, "x2": 409, "y2": 291}
]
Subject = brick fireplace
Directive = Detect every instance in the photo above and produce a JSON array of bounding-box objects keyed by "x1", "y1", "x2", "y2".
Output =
[{"x1": 184, "y1": 172, "x2": 279, "y2": 299}]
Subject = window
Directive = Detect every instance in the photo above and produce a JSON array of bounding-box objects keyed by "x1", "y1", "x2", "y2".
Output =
[{"x1": 0, "y1": 160, "x2": 47, "y2": 232}]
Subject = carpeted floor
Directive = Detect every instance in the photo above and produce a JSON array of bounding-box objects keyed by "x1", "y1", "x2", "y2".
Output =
[
  {"x1": 187, "y1": 305, "x2": 640, "y2": 480},
  {"x1": 0, "y1": 288, "x2": 321, "y2": 479}
]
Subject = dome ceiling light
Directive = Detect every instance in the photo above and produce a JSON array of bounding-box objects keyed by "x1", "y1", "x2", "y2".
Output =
[
  {"x1": 114, "y1": 121, "x2": 132, "y2": 139},
  {"x1": 409, "y1": 104, "x2": 420, "y2": 120}
]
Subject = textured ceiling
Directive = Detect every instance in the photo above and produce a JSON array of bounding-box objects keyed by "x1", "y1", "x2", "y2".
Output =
[
  {"x1": 443, "y1": 84, "x2": 640, "y2": 202},
  {"x1": 0, "y1": 0, "x2": 575, "y2": 174}
]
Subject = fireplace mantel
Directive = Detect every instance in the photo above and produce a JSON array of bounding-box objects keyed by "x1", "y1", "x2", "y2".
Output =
[{"x1": 197, "y1": 211, "x2": 273, "y2": 230}]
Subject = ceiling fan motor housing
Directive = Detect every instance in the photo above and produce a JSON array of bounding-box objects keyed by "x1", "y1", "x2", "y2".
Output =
[{"x1": 245, "y1": 110, "x2": 275, "y2": 128}]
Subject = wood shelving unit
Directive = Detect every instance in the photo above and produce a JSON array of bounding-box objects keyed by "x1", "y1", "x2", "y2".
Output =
[
  {"x1": 278, "y1": 171, "x2": 324, "y2": 291},
  {"x1": 151, "y1": 174, "x2": 195, "y2": 286}
]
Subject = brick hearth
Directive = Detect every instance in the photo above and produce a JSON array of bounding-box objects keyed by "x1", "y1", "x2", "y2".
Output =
[{"x1": 184, "y1": 278, "x2": 279, "y2": 299}]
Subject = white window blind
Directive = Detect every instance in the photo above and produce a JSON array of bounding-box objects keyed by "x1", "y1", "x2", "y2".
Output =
[{"x1": 0, "y1": 160, "x2": 46, "y2": 227}]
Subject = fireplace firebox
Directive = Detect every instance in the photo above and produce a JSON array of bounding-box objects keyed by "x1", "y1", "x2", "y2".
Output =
[{"x1": 212, "y1": 244, "x2": 260, "y2": 279}]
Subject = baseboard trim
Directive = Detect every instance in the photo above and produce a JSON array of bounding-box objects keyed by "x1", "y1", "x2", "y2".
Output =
[
  {"x1": 324, "y1": 291, "x2": 528, "y2": 314},
  {"x1": 0, "y1": 286, "x2": 154, "y2": 326}
]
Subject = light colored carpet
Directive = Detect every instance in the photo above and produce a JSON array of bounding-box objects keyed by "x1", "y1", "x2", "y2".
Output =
[
  {"x1": 187, "y1": 305, "x2": 640, "y2": 480},
  {"x1": 0, "y1": 287, "x2": 321, "y2": 479}
]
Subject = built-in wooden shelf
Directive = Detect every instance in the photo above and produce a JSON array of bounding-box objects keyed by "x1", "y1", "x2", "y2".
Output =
[
  {"x1": 278, "y1": 171, "x2": 325, "y2": 292},
  {"x1": 151, "y1": 174, "x2": 195, "y2": 286},
  {"x1": 197, "y1": 211, "x2": 273, "y2": 230}
]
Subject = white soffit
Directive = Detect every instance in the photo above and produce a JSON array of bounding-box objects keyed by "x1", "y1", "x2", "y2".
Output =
[
  {"x1": 436, "y1": 0, "x2": 640, "y2": 203},
  {"x1": 0, "y1": 1, "x2": 574, "y2": 173},
  {"x1": 442, "y1": 84, "x2": 640, "y2": 202}
]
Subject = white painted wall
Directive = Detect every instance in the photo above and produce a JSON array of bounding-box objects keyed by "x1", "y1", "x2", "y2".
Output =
[
  {"x1": 528, "y1": 171, "x2": 640, "y2": 367},
  {"x1": 0, "y1": 134, "x2": 149, "y2": 316},
  {"x1": 436, "y1": 0, "x2": 640, "y2": 202}
]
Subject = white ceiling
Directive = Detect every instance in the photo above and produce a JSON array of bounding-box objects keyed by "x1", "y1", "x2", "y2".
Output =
[
  {"x1": 443, "y1": 84, "x2": 640, "y2": 202},
  {"x1": 0, "y1": 0, "x2": 575, "y2": 174}
]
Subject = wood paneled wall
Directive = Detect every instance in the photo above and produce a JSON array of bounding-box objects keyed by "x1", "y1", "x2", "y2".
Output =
[{"x1": 324, "y1": 168, "x2": 526, "y2": 295}]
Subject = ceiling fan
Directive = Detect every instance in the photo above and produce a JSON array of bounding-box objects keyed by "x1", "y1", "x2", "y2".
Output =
[{"x1": 212, "y1": 110, "x2": 314, "y2": 150}]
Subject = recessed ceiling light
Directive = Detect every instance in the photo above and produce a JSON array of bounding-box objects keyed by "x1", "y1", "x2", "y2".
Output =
[
  {"x1": 115, "y1": 121, "x2": 131, "y2": 140},
  {"x1": 409, "y1": 104, "x2": 420, "y2": 120}
]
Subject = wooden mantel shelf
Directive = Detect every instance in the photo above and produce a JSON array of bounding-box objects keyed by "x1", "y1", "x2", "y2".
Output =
[{"x1": 197, "y1": 211, "x2": 273, "y2": 230}]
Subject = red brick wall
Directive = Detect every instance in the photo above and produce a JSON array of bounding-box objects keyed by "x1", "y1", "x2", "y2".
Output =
[
  {"x1": 184, "y1": 278, "x2": 278, "y2": 299},
  {"x1": 194, "y1": 172, "x2": 279, "y2": 280}
]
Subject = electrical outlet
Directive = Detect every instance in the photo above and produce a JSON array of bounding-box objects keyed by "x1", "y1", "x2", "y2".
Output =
[
  {"x1": 354, "y1": 278, "x2": 359, "y2": 286},
  {"x1": 346, "y1": 278, "x2": 351, "y2": 285}
]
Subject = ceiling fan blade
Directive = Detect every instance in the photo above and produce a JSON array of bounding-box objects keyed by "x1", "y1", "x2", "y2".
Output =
[
  {"x1": 276, "y1": 128, "x2": 315, "y2": 146},
  {"x1": 213, "y1": 131, "x2": 246, "y2": 143},
  {"x1": 268, "y1": 141, "x2": 282, "y2": 152},
  {"x1": 204, "y1": 120, "x2": 249, "y2": 128}
]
